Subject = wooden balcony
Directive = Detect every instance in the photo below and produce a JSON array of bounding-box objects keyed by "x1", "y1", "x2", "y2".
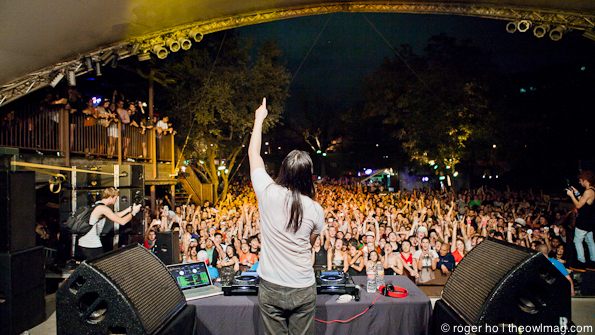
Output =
[
  {"x1": 1, "y1": 104, "x2": 173, "y2": 165},
  {"x1": 1, "y1": 104, "x2": 214, "y2": 204}
]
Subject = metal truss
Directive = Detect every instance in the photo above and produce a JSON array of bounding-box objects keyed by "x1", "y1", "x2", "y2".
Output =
[
  {"x1": 0, "y1": 44, "x2": 132, "y2": 107},
  {"x1": 2, "y1": 1, "x2": 594, "y2": 106}
]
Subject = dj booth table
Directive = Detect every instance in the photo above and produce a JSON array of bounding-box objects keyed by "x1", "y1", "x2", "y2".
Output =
[{"x1": 189, "y1": 275, "x2": 432, "y2": 335}]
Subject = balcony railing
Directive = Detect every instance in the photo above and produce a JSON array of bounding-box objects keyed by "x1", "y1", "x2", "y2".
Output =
[{"x1": 0, "y1": 104, "x2": 174, "y2": 164}]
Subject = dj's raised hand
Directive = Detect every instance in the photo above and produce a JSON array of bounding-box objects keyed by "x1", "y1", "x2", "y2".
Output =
[{"x1": 255, "y1": 97, "x2": 267, "y2": 121}]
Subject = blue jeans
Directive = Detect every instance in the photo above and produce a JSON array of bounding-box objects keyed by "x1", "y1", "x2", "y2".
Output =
[
  {"x1": 258, "y1": 279, "x2": 316, "y2": 335},
  {"x1": 574, "y1": 227, "x2": 595, "y2": 263}
]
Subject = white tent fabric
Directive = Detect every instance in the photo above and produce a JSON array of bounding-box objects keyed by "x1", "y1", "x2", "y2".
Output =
[{"x1": 1, "y1": 0, "x2": 594, "y2": 88}]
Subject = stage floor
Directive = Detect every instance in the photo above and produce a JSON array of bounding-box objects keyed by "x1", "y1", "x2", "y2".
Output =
[{"x1": 27, "y1": 294, "x2": 595, "y2": 335}]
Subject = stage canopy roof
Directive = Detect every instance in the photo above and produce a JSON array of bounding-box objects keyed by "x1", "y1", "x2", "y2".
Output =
[{"x1": 1, "y1": 0, "x2": 595, "y2": 104}]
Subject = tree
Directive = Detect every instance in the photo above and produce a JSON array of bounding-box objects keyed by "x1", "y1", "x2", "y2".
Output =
[
  {"x1": 364, "y1": 34, "x2": 499, "y2": 175},
  {"x1": 286, "y1": 97, "x2": 343, "y2": 176},
  {"x1": 163, "y1": 34, "x2": 290, "y2": 203}
]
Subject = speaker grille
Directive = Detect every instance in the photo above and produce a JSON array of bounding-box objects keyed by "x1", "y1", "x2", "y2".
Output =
[
  {"x1": 442, "y1": 239, "x2": 533, "y2": 324},
  {"x1": 91, "y1": 244, "x2": 185, "y2": 334}
]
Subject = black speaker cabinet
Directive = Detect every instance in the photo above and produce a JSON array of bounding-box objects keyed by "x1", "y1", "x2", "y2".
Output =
[
  {"x1": 0, "y1": 246, "x2": 45, "y2": 335},
  {"x1": 84, "y1": 164, "x2": 144, "y2": 188},
  {"x1": 155, "y1": 231, "x2": 180, "y2": 265},
  {"x1": 431, "y1": 238, "x2": 573, "y2": 335},
  {"x1": 115, "y1": 188, "x2": 145, "y2": 237},
  {"x1": 0, "y1": 171, "x2": 36, "y2": 252},
  {"x1": 56, "y1": 244, "x2": 187, "y2": 335}
]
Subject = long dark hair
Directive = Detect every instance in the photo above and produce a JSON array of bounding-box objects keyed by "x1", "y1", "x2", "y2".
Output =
[{"x1": 275, "y1": 150, "x2": 315, "y2": 233}]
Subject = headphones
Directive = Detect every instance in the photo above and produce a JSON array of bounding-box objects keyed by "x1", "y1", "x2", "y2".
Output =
[{"x1": 379, "y1": 284, "x2": 408, "y2": 298}]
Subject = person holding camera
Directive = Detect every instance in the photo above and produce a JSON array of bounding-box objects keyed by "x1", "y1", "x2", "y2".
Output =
[
  {"x1": 567, "y1": 171, "x2": 595, "y2": 272},
  {"x1": 78, "y1": 187, "x2": 142, "y2": 260}
]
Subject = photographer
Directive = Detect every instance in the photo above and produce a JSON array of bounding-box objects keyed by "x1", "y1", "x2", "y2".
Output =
[
  {"x1": 78, "y1": 187, "x2": 142, "y2": 260},
  {"x1": 567, "y1": 171, "x2": 595, "y2": 272}
]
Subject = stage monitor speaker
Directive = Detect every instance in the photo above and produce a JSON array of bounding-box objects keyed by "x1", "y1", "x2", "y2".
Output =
[
  {"x1": 432, "y1": 238, "x2": 572, "y2": 335},
  {"x1": 0, "y1": 246, "x2": 45, "y2": 335},
  {"x1": 84, "y1": 164, "x2": 144, "y2": 188},
  {"x1": 56, "y1": 244, "x2": 187, "y2": 335},
  {"x1": 0, "y1": 171, "x2": 36, "y2": 252},
  {"x1": 155, "y1": 231, "x2": 180, "y2": 265}
]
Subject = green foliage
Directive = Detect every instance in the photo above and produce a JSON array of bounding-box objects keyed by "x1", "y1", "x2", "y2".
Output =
[
  {"x1": 162, "y1": 34, "x2": 290, "y2": 202},
  {"x1": 364, "y1": 34, "x2": 499, "y2": 171}
]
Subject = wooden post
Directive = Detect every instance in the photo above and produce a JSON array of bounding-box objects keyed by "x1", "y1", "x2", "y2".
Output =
[
  {"x1": 171, "y1": 133, "x2": 176, "y2": 175},
  {"x1": 150, "y1": 69, "x2": 157, "y2": 180},
  {"x1": 150, "y1": 185, "x2": 156, "y2": 213},
  {"x1": 117, "y1": 121, "x2": 122, "y2": 165},
  {"x1": 59, "y1": 107, "x2": 70, "y2": 166}
]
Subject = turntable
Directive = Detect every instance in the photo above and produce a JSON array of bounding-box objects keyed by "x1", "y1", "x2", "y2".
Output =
[
  {"x1": 222, "y1": 271, "x2": 260, "y2": 296},
  {"x1": 316, "y1": 271, "x2": 360, "y2": 301},
  {"x1": 318, "y1": 272, "x2": 346, "y2": 285}
]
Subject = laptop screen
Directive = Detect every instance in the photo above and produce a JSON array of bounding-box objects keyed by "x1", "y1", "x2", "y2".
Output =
[{"x1": 167, "y1": 262, "x2": 212, "y2": 290}]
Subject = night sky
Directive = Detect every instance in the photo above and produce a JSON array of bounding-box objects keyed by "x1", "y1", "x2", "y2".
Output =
[{"x1": 236, "y1": 13, "x2": 595, "y2": 111}]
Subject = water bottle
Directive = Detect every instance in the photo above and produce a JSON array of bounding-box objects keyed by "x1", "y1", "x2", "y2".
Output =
[
  {"x1": 366, "y1": 263, "x2": 377, "y2": 293},
  {"x1": 376, "y1": 261, "x2": 385, "y2": 289}
]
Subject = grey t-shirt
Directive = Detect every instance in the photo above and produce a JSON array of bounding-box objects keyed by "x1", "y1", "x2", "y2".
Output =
[{"x1": 252, "y1": 168, "x2": 324, "y2": 288}]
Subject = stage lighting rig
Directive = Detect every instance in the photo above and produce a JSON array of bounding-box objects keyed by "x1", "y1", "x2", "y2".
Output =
[
  {"x1": 188, "y1": 28, "x2": 203, "y2": 42},
  {"x1": 533, "y1": 24, "x2": 550, "y2": 38},
  {"x1": 506, "y1": 21, "x2": 518, "y2": 33},
  {"x1": 152, "y1": 44, "x2": 169, "y2": 59},
  {"x1": 178, "y1": 36, "x2": 192, "y2": 50},
  {"x1": 166, "y1": 38, "x2": 181, "y2": 52},
  {"x1": 550, "y1": 26, "x2": 567, "y2": 41},
  {"x1": 517, "y1": 20, "x2": 532, "y2": 32},
  {"x1": 49, "y1": 72, "x2": 64, "y2": 88}
]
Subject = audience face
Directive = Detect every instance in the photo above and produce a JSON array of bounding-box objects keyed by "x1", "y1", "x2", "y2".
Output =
[
  {"x1": 439, "y1": 244, "x2": 450, "y2": 257},
  {"x1": 421, "y1": 238, "x2": 430, "y2": 252},
  {"x1": 401, "y1": 241, "x2": 411, "y2": 253}
]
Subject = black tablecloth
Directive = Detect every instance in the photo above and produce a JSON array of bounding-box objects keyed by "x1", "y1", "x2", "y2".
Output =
[{"x1": 189, "y1": 275, "x2": 431, "y2": 335}]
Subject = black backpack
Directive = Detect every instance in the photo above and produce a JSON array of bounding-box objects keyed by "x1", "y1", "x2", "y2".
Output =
[{"x1": 64, "y1": 203, "x2": 105, "y2": 235}]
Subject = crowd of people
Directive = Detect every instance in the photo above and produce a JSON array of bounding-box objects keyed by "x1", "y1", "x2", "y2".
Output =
[{"x1": 142, "y1": 170, "x2": 594, "y2": 292}]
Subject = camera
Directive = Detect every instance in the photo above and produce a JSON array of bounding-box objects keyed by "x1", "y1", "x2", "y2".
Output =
[{"x1": 133, "y1": 190, "x2": 144, "y2": 206}]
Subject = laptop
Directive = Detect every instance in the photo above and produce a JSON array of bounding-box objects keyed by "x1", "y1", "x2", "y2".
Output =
[{"x1": 167, "y1": 261, "x2": 223, "y2": 301}]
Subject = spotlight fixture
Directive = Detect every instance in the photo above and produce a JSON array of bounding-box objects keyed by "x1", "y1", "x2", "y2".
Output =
[
  {"x1": 178, "y1": 37, "x2": 192, "y2": 50},
  {"x1": 188, "y1": 28, "x2": 203, "y2": 42},
  {"x1": 152, "y1": 44, "x2": 168, "y2": 59},
  {"x1": 138, "y1": 52, "x2": 152, "y2": 61},
  {"x1": 67, "y1": 69, "x2": 76, "y2": 86},
  {"x1": 49, "y1": 72, "x2": 64, "y2": 88},
  {"x1": 102, "y1": 54, "x2": 115, "y2": 66},
  {"x1": 85, "y1": 57, "x2": 93, "y2": 71},
  {"x1": 100, "y1": 50, "x2": 114, "y2": 62},
  {"x1": 584, "y1": 30, "x2": 595, "y2": 41},
  {"x1": 95, "y1": 62, "x2": 102, "y2": 76},
  {"x1": 550, "y1": 26, "x2": 567, "y2": 41},
  {"x1": 131, "y1": 43, "x2": 140, "y2": 55},
  {"x1": 506, "y1": 21, "x2": 518, "y2": 33},
  {"x1": 111, "y1": 56, "x2": 118, "y2": 68},
  {"x1": 533, "y1": 24, "x2": 550, "y2": 38},
  {"x1": 166, "y1": 38, "x2": 180, "y2": 52},
  {"x1": 517, "y1": 20, "x2": 532, "y2": 33}
]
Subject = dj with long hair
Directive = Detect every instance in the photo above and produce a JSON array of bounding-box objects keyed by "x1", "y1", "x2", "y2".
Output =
[{"x1": 249, "y1": 98, "x2": 324, "y2": 335}]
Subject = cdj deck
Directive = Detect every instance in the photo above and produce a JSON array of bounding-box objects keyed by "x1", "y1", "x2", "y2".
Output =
[{"x1": 316, "y1": 271, "x2": 360, "y2": 301}]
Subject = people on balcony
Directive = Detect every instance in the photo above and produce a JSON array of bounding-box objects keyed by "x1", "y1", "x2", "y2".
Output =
[{"x1": 0, "y1": 88, "x2": 177, "y2": 161}]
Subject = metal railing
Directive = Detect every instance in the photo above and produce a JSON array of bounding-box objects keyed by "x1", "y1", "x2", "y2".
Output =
[
  {"x1": 0, "y1": 104, "x2": 174, "y2": 164},
  {"x1": 0, "y1": 104, "x2": 60, "y2": 151}
]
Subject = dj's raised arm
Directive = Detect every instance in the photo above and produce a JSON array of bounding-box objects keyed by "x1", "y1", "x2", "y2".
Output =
[{"x1": 248, "y1": 97, "x2": 267, "y2": 175}]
